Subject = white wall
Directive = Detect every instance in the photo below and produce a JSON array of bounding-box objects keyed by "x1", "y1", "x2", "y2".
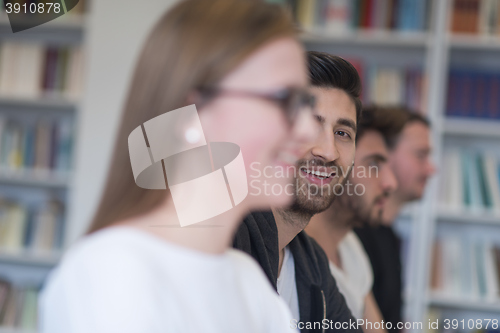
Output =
[{"x1": 67, "y1": 0, "x2": 179, "y2": 245}]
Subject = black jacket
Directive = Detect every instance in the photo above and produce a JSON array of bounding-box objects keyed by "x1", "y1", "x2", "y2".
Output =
[
  {"x1": 233, "y1": 211, "x2": 361, "y2": 333},
  {"x1": 354, "y1": 225, "x2": 402, "y2": 333}
]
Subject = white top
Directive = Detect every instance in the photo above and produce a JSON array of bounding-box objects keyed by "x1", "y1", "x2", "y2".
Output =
[
  {"x1": 40, "y1": 227, "x2": 297, "y2": 333},
  {"x1": 328, "y1": 231, "x2": 373, "y2": 319},
  {"x1": 276, "y1": 246, "x2": 300, "y2": 321}
]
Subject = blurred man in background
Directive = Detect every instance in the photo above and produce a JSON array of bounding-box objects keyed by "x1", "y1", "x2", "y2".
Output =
[
  {"x1": 306, "y1": 108, "x2": 398, "y2": 333},
  {"x1": 354, "y1": 106, "x2": 436, "y2": 333}
]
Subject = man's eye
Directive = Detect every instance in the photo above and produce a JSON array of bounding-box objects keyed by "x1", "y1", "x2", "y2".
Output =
[{"x1": 335, "y1": 130, "x2": 351, "y2": 139}]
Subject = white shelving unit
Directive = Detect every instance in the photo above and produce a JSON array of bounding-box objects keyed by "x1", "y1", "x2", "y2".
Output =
[
  {"x1": 0, "y1": 6, "x2": 87, "y2": 333},
  {"x1": 0, "y1": 95, "x2": 78, "y2": 110},
  {"x1": 301, "y1": 30, "x2": 431, "y2": 47},
  {"x1": 299, "y1": 0, "x2": 500, "y2": 330},
  {"x1": 0, "y1": 329, "x2": 35, "y2": 333},
  {"x1": 443, "y1": 118, "x2": 500, "y2": 139},
  {"x1": 437, "y1": 209, "x2": 500, "y2": 226},
  {"x1": 428, "y1": 294, "x2": 500, "y2": 313},
  {"x1": 0, "y1": 170, "x2": 71, "y2": 188},
  {"x1": 0, "y1": 12, "x2": 86, "y2": 29},
  {"x1": 0, "y1": 252, "x2": 61, "y2": 267}
]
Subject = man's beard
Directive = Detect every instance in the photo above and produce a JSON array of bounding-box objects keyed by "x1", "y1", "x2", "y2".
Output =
[
  {"x1": 339, "y1": 190, "x2": 389, "y2": 228},
  {"x1": 288, "y1": 158, "x2": 351, "y2": 218}
]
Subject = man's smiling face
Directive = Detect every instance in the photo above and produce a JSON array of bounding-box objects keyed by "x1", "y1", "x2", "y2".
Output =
[{"x1": 290, "y1": 87, "x2": 357, "y2": 216}]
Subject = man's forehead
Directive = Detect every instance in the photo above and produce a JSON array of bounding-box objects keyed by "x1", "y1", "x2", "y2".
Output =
[
  {"x1": 315, "y1": 103, "x2": 356, "y2": 128},
  {"x1": 357, "y1": 130, "x2": 389, "y2": 158},
  {"x1": 401, "y1": 122, "x2": 430, "y2": 142}
]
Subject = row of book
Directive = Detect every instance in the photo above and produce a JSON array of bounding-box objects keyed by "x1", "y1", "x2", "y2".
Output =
[
  {"x1": 0, "y1": 116, "x2": 73, "y2": 174},
  {"x1": 439, "y1": 149, "x2": 500, "y2": 213},
  {"x1": 0, "y1": 198, "x2": 64, "y2": 253},
  {"x1": 430, "y1": 236, "x2": 500, "y2": 302},
  {"x1": 446, "y1": 69, "x2": 500, "y2": 119},
  {"x1": 0, "y1": 281, "x2": 37, "y2": 330},
  {"x1": 0, "y1": 43, "x2": 84, "y2": 99},
  {"x1": 285, "y1": 0, "x2": 430, "y2": 34},
  {"x1": 452, "y1": 0, "x2": 500, "y2": 35},
  {"x1": 348, "y1": 59, "x2": 427, "y2": 112}
]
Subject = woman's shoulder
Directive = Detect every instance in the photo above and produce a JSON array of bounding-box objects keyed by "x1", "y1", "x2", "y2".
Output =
[
  {"x1": 226, "y1": 248, "x2": 263, "y2": 272},
  {"x1": 226, "y1": 249, "x2": 277, "y2": 290},
  {"x1": 62, "y1": 227, "x2": 152, "y2": 264},
  {"x1": 47, "y1": 227, "x2": 162, "y2": 287}
]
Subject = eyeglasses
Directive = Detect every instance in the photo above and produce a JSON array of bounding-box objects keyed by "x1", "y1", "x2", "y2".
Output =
[{"x1": 197, "y1": 86, "x2": 316, "y2": 126}]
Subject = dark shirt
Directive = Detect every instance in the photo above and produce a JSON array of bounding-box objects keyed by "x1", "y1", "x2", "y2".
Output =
[
  {"x1": 234, "y1": 211, "x2": 361, "y2": 333},
  {"x1": 354, "y1": 225, "x2": 402, "y2": 333}
]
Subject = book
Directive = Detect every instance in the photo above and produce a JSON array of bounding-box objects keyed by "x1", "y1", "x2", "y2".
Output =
[
  {"x1": 0, "y1": 42, "x2": 85, "y2": 98},
  {"x1": 324, "y1": 0, "x2": 351, "y2": 34},
  {"x1": 30, "y1": 199, "x2": 63, "y2": 253},
  {"x1": 1, "y1": 202, "x2": 27, "y2": 253},
  {"x1": 484, "y1": 241, "x2": 500, "y2": 301},
  {"x1": 451, "y1": 0, "x2": 480, "y2": 34},
  {"x1": 0, "y1": 43, "x2": 20, "y2": 96},
  {"x1": 0, "y1": 279, "x2": 11, "y2": 322},
  {"x1": 15, "y1": 43, "x2": 44, "y2": 97},
  {"x1": 0, "y1": 285, "x2": 39, "y2": 328},
  {"x1": 0, "y1": 118, "x2": 74, "y2": 175},
  {"x1": 34, "y1": 120, "x2": 51, "y2": 173},
  {"x1": 65, "y1": 47, "x2": 85, "y2": 99},
  {"x1": 292, "y1": 0, "x2": 429, "y2": 32},
  {"x1": 440, "y1": 149, "x2": 500, "y2": 213},
  {"x1": 19, "y1": 288, "x2": 37, "y2": 330},
  {"x1": 348, "y1": 61, "x2": 426, "y2": 109},
  {"x1": 431, "y1": 237, "x2": 500, "y2": 302}
]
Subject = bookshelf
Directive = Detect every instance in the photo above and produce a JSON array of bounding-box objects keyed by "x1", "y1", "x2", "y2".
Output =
[
  {"x1": 428, "y1": 294, "x2": 500, "y2": 313},
  {"x1": 300, "y1": 30, "x2": 431, "y2": 47},
  {"x1": 0, "y1": 1, "x2": 87, "y2": 331},
  {"x1": 443, "y1": 118, "x2": 500, "y2": 138},
  {"x1": 0, "y1": 95, "x2": 77, "y2": 110},
  {"x1": 0, "y1": 252, "x2": 61, "y2": 267},
  {"x1": 437, "y1": 209, "x2": 500, "y2": 226},
  {"x1": 276, "y1": 0, "x2": 500, "y2": 331}
]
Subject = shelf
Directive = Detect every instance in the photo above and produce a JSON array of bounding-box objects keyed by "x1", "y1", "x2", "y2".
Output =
[
  {"x1": 0, "y1": 13, "x2": 86, "y2": 30},
  {"x1": 443, "y1": 118, "x2": 500, "y2": 139},
  {"x1": 436, "y1": 208, "x2": 500, "y2": 226},
  {"x1": 0, "y1": 251, "x2": 61, "y2": 267},
  {"x1": 428, "y1": 294, "x2": 500, "y2": 313},
  {"x1": 300, "y1": 29, "x2": 431, "y2": 48},
  {"x1": 0, "y1": 328, "x2": 36, "y2": 333},
  {"x1": 0, "y1": 13, "x2": 85, "y2": 44},
  {"x1": 0, "y1": 170, "x2": 71, "y2": 188},
  {"x1": 0, "y1": 95, "x2": 79, "y2": 111},
  {"x1": 450, "y1": 34, "x2": 500, "y2": 51}
]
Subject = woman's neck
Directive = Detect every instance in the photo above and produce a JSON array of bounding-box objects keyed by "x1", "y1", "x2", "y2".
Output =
[{"x1": 120, "y1": 198, "x2": 247, "y2": 254}]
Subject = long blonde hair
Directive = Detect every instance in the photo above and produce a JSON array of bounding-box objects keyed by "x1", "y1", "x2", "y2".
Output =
[{"x1": 87, "y1": 0, "x2": 297, "y2": 234}]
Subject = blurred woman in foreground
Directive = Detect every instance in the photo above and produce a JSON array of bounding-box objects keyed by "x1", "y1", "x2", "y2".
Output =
[{"x1": 40, "y1": 0, "x2": 317, "y2": 332}]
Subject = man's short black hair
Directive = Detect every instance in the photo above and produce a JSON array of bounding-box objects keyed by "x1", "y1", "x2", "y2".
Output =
[
  {"x1": 307, "y1": 51, "x2": 363, "y2": 127},
  {"x1": 359, "y1": 105, "x2": 431, "y2": 149}
]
